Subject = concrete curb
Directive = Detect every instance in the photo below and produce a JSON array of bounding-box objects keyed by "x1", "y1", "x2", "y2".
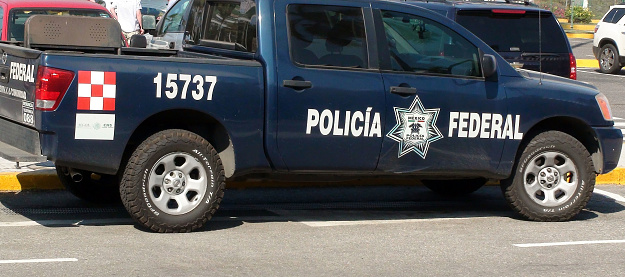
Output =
[
  {"x1": 566, "y1": 33, "x2": 594, "y2": 39},
  {"x1": 0, "y1": 170, "x2": 62, "y2": 191},
  {"x1": 1, "y1": 168, "x2": 624, "y2": 192},
  {"x1": 577, "y1": 59, "x2": 599, "y2": 68}
]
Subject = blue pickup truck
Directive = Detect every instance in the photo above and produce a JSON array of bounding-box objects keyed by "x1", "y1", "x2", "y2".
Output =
[{"x1": 0, "y1": 0, "x2": 621, "y2": 232}]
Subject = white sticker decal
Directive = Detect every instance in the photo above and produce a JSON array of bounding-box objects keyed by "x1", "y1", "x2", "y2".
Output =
[
  {"x1": 75, "y1": 113, "x2": 115, "y2": 140},
  {"x1": 386, "y1": 96, "x2": 443, "y2": 159},
  {"x1": 22, "y1": 100, "x2": 34, "y2": 125}
]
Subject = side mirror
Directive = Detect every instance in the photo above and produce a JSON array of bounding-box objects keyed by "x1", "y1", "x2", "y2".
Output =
[{"x1": 482, "y1": 54, "x2": 497, "y2": 78}]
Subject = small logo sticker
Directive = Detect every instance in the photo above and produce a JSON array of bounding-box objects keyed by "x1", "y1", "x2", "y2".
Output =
[
  {"x1": 75, "y1": 113, "x2": 115, "y2": 140},
  {"x1": 386, "y1": 96, "x2": 443, "y2": 159},
  {"x1": 77, "y1": 71, "x2": 116, "y2": 111}
]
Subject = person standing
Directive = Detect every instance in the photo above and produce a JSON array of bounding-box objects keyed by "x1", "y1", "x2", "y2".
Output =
[{"x1": 109, "y1": 0, "x2": 143, "y2": 45}]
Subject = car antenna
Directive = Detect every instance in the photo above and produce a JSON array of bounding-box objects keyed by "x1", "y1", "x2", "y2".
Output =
[{"x1": 539, "y1": 7, "x2": 543, "y2": 85}]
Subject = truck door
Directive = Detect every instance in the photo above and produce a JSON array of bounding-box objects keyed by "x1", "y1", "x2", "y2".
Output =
[
  {"x1": 371, "y1": 5, "x2": 510, "y2": 175},
  {"x1": 274, "y1": 1, "x2": 385, "y2": 172}
]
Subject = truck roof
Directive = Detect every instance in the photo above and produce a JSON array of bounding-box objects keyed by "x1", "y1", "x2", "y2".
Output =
[
  {"x1": 0, "y1": 0, "x2": 108, "y2": 10},
  {"x1": 398, "y1": 0, "x2": 547, "y2": 13}
]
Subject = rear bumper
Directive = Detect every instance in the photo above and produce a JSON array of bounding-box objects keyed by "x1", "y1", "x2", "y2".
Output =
[
  {"x1": 0, "y1": 116, "x2": 46, "y2": 162},
  {"x1": 593, "y1": 126, "x2": 622, "y2": 174}
]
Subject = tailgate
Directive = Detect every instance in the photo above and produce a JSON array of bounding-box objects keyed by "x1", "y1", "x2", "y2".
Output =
[
  {"x1": 0, "y1": 44, "x2": 45, "y2": 162},
  {"x1": 0, "y1": 44, "x2": 41, "y2": 127}
]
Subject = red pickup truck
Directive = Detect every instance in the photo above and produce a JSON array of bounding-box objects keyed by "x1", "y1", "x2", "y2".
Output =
[{"x1": 0, "y1": 0, "x2": 112, "y2": 41}]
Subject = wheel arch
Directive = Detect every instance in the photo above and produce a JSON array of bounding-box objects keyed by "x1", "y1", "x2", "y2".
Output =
[
  {"x1": 598, "y1": 38, "x2": 618, "y2": 50},
  {"x1": 516, "y1": 117, "x2": 601, "y2": 173},
  {"x1": 121, "y1": 109, "x2": 236, "y2": 178}
]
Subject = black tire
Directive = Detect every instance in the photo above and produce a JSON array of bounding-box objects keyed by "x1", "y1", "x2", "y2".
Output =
[
  {"x1": 422, "y1": 178, "x2": 486, "y2": 196},
  {"x1": 599, "y1": 44, "x2": 622, "y2": 74},
  {"x1": 56, "y1": 166, "x2": 120, "y2": 203},
  {"x1": 501, "y1": 131, "x2": 595, "y2": 222},
  {"x1": 119, "y1": 129, "x2": 225, "y2": 233}
]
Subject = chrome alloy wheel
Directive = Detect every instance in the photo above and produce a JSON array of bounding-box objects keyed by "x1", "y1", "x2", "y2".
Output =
[
  {"x1": 148, "y1": 152, "x2": 208, "y2": 215},
  {"x1": 600, "y1": 47, "x2": 615, "y2": 71},
  {"x1": 523, "y1": 151, "x2": 578, "y2": 207}
]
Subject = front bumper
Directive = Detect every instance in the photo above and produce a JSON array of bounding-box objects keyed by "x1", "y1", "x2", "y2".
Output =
[{"x1": 593, "y1": 126, "x2": 623, "y2": 174}]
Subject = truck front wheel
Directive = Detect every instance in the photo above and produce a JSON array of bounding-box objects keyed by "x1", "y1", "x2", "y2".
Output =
[
  {"x1": 501, "y1": 131, "x2": 595, "y2": 221},
  {"x1": 119, "y1": 129, "x2": 225, "y2": 232}
]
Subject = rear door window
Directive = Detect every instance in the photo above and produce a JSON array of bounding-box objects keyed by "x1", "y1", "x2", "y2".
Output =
[
  {"x1": 612, "y1": 8, "x2": 625, "y2": 23},
  {"x1": 456, "y1": 10, "x2": 568, "y2": 54},
  {"x1": 602, "y1": 8, "x2": 618, "y2": 23},
  {"x1": 288, "y1": 4, "x2": 367, "y2": 68},
  {"x1": 602, "y1": 8, "x2": 625, "y2": 23}
]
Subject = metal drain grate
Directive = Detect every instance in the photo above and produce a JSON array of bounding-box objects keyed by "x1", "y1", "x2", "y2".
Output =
[{"x1": 0, "y1": 207, "x2": 126, "y2": 215}]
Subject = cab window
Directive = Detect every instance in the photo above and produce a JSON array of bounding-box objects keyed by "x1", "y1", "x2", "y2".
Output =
[
  {"x1": 158, "y1": 0, "x2": 192, "y2": 34},
  {"x1": 287, "y1": 4, "x2": 367, "y2": 69},
  {"x1": 380, "y1": 10, "x2": 481, "y2": 77},
  {"x1": 197, "y1": 0, "x2": 257, "y2": 52}
]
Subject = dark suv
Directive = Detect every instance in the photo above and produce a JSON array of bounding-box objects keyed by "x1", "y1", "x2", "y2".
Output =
[{"x1": 399, "y1": 0, "x2": 576, "y2": 79}]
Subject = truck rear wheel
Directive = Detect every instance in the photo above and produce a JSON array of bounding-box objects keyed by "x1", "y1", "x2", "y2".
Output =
[
  {"x1": 119, "y1": 129, "x2": 225, "y2": 233},
  {"x1": 598, "y1": 44, "x2": 622, "y2": 74},
  {"x1": 501, "y1": 131, "x2": 595, "y2": 221},
  {"x1": 422, "y1": 178, "x2": 486, "y2": 196},
  {"x1": 56, "y1": 166, "x2": 120, "y2": 203}
]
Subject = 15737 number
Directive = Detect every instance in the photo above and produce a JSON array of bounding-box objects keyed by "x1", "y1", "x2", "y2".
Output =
[{"x1": 153, "y1": 73, "x2": 217, "y2": 101}]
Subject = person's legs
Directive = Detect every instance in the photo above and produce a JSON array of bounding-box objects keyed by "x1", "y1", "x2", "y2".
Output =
[{"x1": 123, "y1": 31, "x2": 139, "y2": 45}]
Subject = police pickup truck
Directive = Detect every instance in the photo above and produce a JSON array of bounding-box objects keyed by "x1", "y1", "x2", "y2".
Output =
[{"x1": 0, "y1": 0, "x2": 621, "y2": 232}]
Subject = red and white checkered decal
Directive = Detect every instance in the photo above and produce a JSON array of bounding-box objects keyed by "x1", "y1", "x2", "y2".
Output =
[{"x1": 77, "y1": 71, "x2": 116, "y2": 111}]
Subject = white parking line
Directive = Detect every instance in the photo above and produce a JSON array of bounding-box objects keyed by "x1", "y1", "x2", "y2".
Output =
[
  {"x1": 578, "y1": 69, "x2": 625, "y2": 78},
  {"x1": 296, "y1": 216, "x2": 492, "y2": 227},
  {"x1": 0, "y1": 258, "x2": 77, "y2": 264},
  {"x1": 594, "y1": 189, "x2": 625, "y2": 202},
  {"x1": 514, "y1": 240, "x2": 625, "y2": 248}
]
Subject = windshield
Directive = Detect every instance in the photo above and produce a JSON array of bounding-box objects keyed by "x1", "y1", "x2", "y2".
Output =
[
  {"x1": 8, "y1": 9, "x2": 110, "y2": 41},
  {"x1": 456, "y1": 10, "x2": 568, "y2": 53}
]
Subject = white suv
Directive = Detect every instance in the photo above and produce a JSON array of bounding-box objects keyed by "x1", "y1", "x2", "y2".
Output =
[{"x1": 594, "y1": 5, "x2": 625, "y2": 74}]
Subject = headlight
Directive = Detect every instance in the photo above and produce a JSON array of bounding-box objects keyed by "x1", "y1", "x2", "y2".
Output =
[{"x1": 595, "y1": 93, "x2": 613, "y2": 121}]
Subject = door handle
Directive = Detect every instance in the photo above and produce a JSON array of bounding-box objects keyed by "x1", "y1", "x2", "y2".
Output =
[
  {"x1": 283, "y1": 80, "x2": 313, "y2": 90},
  {"x1": 390, "y1": 86, "x2": 417, "y2": 96}
]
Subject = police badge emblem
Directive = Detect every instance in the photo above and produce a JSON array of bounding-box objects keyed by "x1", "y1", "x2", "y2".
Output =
[{"x1": 386, "y1": 96, "x2": 443, "y2": 158}]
